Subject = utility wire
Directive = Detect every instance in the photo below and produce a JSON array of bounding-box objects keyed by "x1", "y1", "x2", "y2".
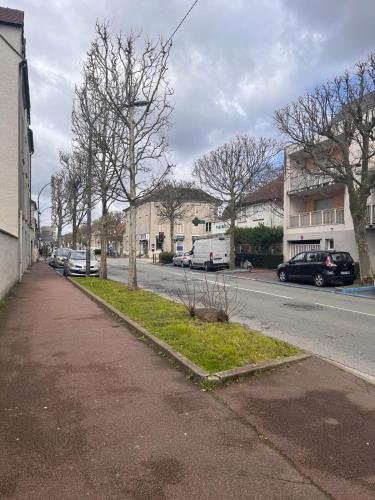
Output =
[{"x1": 164, "y1": 0, "x2": 199, "y2": 47}]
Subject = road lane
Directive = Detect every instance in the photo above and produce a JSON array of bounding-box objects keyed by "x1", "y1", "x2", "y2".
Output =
[{"x1": 107, "y1": 259, "x2": 375, "y2": 377}]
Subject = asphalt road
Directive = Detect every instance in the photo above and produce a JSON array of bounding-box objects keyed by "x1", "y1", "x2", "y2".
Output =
[{"x1": 107, "y1": 258, "x2": 375, "y2": 379}]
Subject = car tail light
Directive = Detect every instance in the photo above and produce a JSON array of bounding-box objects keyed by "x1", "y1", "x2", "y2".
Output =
[
  {"x1": 325, "y1": 256, "x2": 337, "y2": 268},
  {"x1": 209, "y1": 251, "x2": 213, "y2": 260}
]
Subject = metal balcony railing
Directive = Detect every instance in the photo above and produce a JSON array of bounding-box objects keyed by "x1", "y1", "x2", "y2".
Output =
[
  {"x1": 366, "y1": 204, "x2": 375, "y2": 226},
  {"x1": 289, "y1": 208, "x2": 344, "y2": 228},
  {"x1": 288, "y1": 174, "x2": 334, "y2": 193}
]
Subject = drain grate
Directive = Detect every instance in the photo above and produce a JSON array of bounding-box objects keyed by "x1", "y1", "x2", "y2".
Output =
[{"x1": 283, "y1": 303, "x2": 323, "y2": 311}]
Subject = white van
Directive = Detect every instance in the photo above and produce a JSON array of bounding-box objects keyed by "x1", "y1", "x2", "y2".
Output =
[{"x1": 190, "y1": 236, "x2": 230, "y2": 271}]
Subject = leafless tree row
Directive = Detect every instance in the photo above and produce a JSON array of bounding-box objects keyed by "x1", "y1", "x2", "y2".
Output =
[{"x1": 52, "y1": 22, "x2": 174, "y2": 287}]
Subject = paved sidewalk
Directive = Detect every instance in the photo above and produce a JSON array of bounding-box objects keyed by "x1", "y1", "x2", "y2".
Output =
[
  {"x1": 219, "y1": 357, "x2": 375, "y2": 499},
  {"x1": 0, "y1": 263, "x2": 324, "y2": 500}
]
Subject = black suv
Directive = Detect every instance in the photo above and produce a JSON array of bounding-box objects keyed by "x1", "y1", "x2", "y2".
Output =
[{"x1": 277, "y1": 251, "x2": 356, "y2": 287}]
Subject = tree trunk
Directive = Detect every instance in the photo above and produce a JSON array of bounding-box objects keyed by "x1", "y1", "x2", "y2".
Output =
[
  {"x1": 128, "y1": 106, "x2": 137, "y2": 290},
  {"x1": 352, "y1": 213, "x2": 374, "y2": 285},
  {"x1": 100, "y1": 198, "x2": 108, "y2": 279},
  {"x1": 72, "y1": 204, "x2": 77, "y2": 250},
  {"x1": 86, "y1": 130, "x2": 92, "y2": 277},
  {"x1": 57, "y1": 224, "x2": 62, "y2": 247},
  {"x1": 229, "y1": 216, "x2": 236, "y2": 269},
  {"x1": 170, "y1": 219, "x2": 174, "y2": 253}
]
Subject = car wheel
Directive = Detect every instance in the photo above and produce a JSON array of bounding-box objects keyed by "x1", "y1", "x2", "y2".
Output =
[
  {"x1": 279, "y1": 270, "x2": 287, "y2": 282},
  {"x1": 314, "y1": 272, "x2": 325, "y2": 287},
  {"x1": 204, "y1": 262, "x2": 210, "y2": 272}
]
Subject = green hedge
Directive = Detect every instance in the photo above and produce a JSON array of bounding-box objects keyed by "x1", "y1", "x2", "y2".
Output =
[
  {"x1": 233, "y1": 225, "x2": 283, "y2": 246},
  {"x1": 245, "y1": 253, "x2": 284, "y2": 269},
  {"x1": 159, "y1": 251, "x2": 175, "y2": 264}
]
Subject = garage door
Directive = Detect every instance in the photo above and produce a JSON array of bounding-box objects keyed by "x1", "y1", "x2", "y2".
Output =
[{"x1": 289, "y1": 240, "x2": 321, "y2": 258}]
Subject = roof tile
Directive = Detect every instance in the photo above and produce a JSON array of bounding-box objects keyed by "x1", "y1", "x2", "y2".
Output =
[{"x1": 0, "y1": 6, "x2": 24, "y2": 26}]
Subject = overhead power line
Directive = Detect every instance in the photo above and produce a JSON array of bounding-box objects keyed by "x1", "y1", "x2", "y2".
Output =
[{"x1": 165, "y1": 0, "x2": 199, "y2": 47}]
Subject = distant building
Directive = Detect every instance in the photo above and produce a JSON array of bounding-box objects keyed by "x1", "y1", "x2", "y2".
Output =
[
  {"x1": 209, "y1": 177, "x2": 284, "y2": 235},
  {"x1": 123, "y1": 188, "x2": 217, "y2": 255},
  {"x1": 40, "y1": 226, "x2": 56, "y2": 244},
  {"x1": 0, "y1": 6, "x2": 34, "y2": 298},
  {"x1": 236, "y1": 176, "x2": 284, "y2": 229}
]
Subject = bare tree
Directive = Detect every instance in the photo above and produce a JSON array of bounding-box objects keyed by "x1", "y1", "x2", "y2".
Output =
[
  {"x1": 59, "y1": 150, "x2": 88, "y2": 249},
  {"x1": 274, "y1": 54, "x2": 375, "y2": 284},
  {"x1": 72, "y1": 64, "x2": 103, "y2": 277},
  {"x1": 87, "y1": 23, "x2": 174, "y2": 289},
  {"x1": 156, "y1": 180, "x2": 196, "y2": 251},
  {"x1": 193, "y1": 135, "x2": 281, "y2": 268},
  {"x1": 51, "y1": 172, "x2": 70, "y2": 247}
]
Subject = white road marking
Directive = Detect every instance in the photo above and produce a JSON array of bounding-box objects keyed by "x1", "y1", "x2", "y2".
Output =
[
  {"x1": 204, "y1": 279, "x2": 293, "y2": 300},
  {"x1": 314, "y1": 302, "x2": 375, "y2": 318},
  {"x1": 113, "y1": 265, "x2": 375, "y2": 317}
]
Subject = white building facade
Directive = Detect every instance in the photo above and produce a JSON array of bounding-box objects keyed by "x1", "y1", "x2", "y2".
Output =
[
  {"x1": 283, "y1": 147, "x2": 375, "y2": 264},
  {"x1": 0, "y1": 7, "x2": 34, "y2": 299},
  {"x1": 123, "y1": 191, "x2": 217, "y2": 255}
]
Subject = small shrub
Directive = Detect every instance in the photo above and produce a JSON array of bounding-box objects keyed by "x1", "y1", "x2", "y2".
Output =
[{"x1": 159, "y1": 251, "x2": 175, "y2": 264}]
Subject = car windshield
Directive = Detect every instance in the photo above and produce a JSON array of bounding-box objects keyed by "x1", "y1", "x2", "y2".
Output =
[
  {"x1": 56, "y1": 248, "x2": 69, "y2": 257},
  {"x1": 70, "y1": 251, "x2": 96, "y2": 261},
  {"x1": 331, "y1": 252, "x2": 353, "y2": 264}
]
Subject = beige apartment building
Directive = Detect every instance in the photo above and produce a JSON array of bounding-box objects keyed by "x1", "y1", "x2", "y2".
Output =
[
  {"x1": 284, "y1": 147, "x2": 375, "y2": 265},
  {"x1": 123, "y1": 189, "x2": 218, "y2": 255},
  {"x1": 0, "y1": 7, "x2": 34, "y2": 298}
]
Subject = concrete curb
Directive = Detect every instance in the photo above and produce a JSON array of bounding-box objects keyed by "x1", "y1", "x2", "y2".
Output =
[
  {"x1": 215, "y1": 353, "x2": 312, "y2": 382},
  {"x1": 338, "y1": 285, "x2": 375, "y2": 292},
  {"x1": 68, "y1": 277, "x2": 311, "y2": 384},
  {"x1": 318, "y1": 355, "x2": 375, "y2": 387}
]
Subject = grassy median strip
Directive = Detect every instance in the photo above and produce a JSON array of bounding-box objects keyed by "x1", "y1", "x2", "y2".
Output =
[{"x1": 74, "y1": 278, "x2": 302, "y2": 374}]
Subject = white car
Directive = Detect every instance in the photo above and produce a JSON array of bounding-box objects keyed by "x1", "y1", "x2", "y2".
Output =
[{"x1": 63, "y1": 250, "x2": 100, "y2": 276}]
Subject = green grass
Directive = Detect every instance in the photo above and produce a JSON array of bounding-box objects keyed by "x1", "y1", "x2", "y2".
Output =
[{"x1": 74, "y1": 278, "x2": 302, "y2": 374}]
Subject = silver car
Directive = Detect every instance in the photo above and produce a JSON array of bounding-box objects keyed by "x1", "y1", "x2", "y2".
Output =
[
  {"x1": 53, "y1": 247, "x2": 70, "y2": 268},
  {"x1": 63, "y1": 250, "x2": 100, "y2": 276},
  {"x1": 173, "y1": 251, "x2": 191, "y2": 267}
]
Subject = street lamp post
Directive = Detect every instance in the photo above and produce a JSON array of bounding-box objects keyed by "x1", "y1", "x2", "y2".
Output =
[{"x1": 37, "y1": 182, "x2": 50, "y2": 256}]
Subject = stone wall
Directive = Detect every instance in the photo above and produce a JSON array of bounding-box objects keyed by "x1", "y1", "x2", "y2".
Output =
[{"x1": 0, "y1": 230, "x2": 19, "y2": 299}]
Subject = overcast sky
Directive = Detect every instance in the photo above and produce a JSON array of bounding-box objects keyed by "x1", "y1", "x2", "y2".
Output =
[{"x1": 6, "y1": 0, "x2": 375, "y2": 224}]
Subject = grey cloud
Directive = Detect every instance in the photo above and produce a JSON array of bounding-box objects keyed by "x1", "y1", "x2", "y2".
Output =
[{"x1": 4, "y1": 0, "x2": 375, "y2": 215}]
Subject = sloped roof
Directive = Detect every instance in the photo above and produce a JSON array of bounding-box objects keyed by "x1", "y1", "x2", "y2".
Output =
[
  {"x1": 123, "y1": 187, "x2": 218, "y2": 212},
  {"x1": 241, "y1": 176, "x2": 284, "y2": 206},
  {"x1": 0, "y1": 6, "x2": 24, "y2": 26}
]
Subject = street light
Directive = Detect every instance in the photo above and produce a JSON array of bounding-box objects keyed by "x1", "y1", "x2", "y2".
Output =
[{"x1": 37, "y1": 182, "x2": 50, "y2": 255}]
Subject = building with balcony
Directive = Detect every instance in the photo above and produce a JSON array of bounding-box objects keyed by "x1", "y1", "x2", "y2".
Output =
[
  {"x1": 284, "y1": 148, "x2": 375, "y2": 265},
  {"x1": 122, "y1": 188, "x2": 218, "y2": 255},
  {"x1": 0, "y1": 7, "x2": 34, "y2": 299}
]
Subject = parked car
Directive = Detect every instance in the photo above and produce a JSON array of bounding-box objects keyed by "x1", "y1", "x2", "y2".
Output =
[
  {"x1": 173, "y1": 251, "x2": 191, "y2": 267},
  {"x1": 53, "y1": 247, "x2": 70, "y2": 268},
  {"x1": 63, "y1": 250, "x2": 100, "y2": 276},
  {"x1": 189, "y1": 237, "x2": 230, "y2": 271},
  {"x1": 277, "y1": 251, "x2": 356, "y2": 287}
]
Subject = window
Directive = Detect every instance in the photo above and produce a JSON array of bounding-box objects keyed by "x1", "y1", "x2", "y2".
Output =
[
  {"x1": 332, "y1": 252, "x2": 353, "y2": 264},
  {"x1": 291, "y1": 252, "x2": 305, "y2": 263},
  {"x1": 315, "y1": 198, "x2": 334, "y2": 211},
  {"x1": 325, "y1": 239, "x2": 334, "y2": 251},
  {"x1": 205, "y1": 222, "x2": 212, "y2": 232},
  {"x1": 306, "y1": 252, "x2": 317, "y2": 262}
]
